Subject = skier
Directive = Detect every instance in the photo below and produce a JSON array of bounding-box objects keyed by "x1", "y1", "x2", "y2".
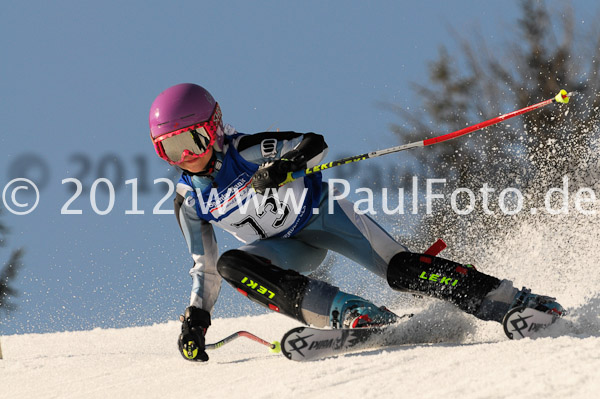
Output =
[{"x1": 148, "y1": 83, "x2": 564, "y2": 362}]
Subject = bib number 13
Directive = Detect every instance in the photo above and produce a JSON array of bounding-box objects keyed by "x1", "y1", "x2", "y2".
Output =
[{"x1": 232, "y1": 195, "x2": 290, "y2": 239}]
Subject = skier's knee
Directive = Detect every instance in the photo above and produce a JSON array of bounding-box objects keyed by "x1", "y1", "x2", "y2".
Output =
[
  {"x1": 216, "y1": 249, "x2": 260, "y2": 279},
  {"x1": 386, "y1": 252, "x2": 420, "y2": 292},
  {"x1": 387, "y1": 252, "x2": 452, "y2": 292}
]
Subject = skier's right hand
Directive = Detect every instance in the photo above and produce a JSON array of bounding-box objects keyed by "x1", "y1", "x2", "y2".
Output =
[{"x1": 178, "y1": 306, "x2": 211, "y2": 362}]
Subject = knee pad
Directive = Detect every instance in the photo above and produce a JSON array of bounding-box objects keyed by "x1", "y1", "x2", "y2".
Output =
[
  {"x1": 217, "y1": 249, "x2": 309, "y2": 323},
  {"x1": 386, "y1": 252, "x2": 500, "y2": 313}
]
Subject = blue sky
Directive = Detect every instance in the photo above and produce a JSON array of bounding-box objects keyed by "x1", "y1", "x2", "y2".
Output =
[{"x1": 1, "y1": 1, "x2": 594, "y2": 334}]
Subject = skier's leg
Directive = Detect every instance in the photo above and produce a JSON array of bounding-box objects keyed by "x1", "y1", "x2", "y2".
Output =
[
  {"x1": 236, "y1": 236, "x2": 328, "y2": 276},
  {"x1": 296, "y1": 185, "x2": 563, "y2": 323},
  {"x1": 386, "y1": 252, "x2": 502, "y2": 316},
  {"x1": 293, "y1": 189, "x2": 408, "y2": 279},
  {"x1": 387, "y1": 252, "x2": 565, "y2": 321},
  {"x1": 216, "y1": 245, "x2": 396, "y2": 328}
]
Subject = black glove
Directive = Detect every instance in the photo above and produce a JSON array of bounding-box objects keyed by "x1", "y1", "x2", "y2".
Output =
[
  {"x1": 252, "y1": 150, "x2": 305, "y2": 195},
  {"x1": 178, "y1": 306, "x2": 211, "y2": 362}
]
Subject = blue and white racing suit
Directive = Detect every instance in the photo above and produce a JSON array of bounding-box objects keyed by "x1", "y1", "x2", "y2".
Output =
[{"x1": 174, "y1": 125, "x2": 408, "y2": 315}]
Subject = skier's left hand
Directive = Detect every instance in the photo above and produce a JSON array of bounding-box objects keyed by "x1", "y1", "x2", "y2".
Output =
[{"x1": 251, "y1": 159, "x2": 295, "y2": 195}]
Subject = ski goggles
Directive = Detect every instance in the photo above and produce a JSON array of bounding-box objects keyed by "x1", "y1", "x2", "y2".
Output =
[{"x1": 152, "y1": 103, "x2": 222, "y2": 165}]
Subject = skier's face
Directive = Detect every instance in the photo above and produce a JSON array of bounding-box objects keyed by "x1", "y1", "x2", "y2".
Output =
[{"x1": 179, "y1": 147, "x2": 214, "y2": 173}]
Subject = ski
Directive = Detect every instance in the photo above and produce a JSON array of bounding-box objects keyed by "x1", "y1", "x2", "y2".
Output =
[
  {"x1": 205, "y1": 306, "x2": 563, "y2": 362},
  {"x1": 280, "y1": 325, "x2": 396, "y2": 361},
  {"x1": 502, "y1": 306, "x2": 560, "y2": 339}
]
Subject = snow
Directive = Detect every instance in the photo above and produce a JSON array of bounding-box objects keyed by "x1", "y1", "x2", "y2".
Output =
[{"x1": 1, "y1": 302, "x2": 599, "y2": 398}]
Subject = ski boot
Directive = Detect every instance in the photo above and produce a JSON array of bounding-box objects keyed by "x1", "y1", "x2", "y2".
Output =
[
  {"x1": 501, "y1": 287, "x2": 565, "y2": 339},
  {"x1": 476, "y1": 280, "x2": 565, "y2": 322},
  {"x1": 510, "y1": 287, "x2": 565, "y2": 316},
  {"x1": 329, "y1": 292, "x2": 398, "y2": 329}
]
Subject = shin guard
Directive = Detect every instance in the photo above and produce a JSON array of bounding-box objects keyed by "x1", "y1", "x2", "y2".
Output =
[
  {"x1": 387, "y1": 252, "x2": 500, "y2": 314},
  {"x1": 217, "y1": 249, "x2": 309, "y2": 323}
]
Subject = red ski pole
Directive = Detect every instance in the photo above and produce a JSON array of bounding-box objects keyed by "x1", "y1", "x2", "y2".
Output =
[
  {"x1": 279, "y1": 89, "x2": 572, "y2": 185},
  {"x1": 205, "y1": 331, "x2": 281, "y2": 353}
]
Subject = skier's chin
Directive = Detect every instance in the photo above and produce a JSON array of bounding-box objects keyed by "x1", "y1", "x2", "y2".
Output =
[{"x1": 179, "y1": 149, "x2": 213, "y2": 173}]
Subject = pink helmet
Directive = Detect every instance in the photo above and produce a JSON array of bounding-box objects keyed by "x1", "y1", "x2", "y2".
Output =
[{"x1": 149, "y1": 83, "x2": 224, "y2": 164}]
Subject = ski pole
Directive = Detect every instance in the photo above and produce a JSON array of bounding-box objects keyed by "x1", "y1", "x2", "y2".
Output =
[
  {"x1": 280, "y1": 89, "x2": 572, "y2": 185},
  {"x1": 205, "y1": 331, "x2": 281, "y2": 353}
]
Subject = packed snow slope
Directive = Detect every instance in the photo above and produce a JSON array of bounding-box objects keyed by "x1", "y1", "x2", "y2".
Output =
[{"x1": 1, "y1": 306, "x2": 599, "y2": 399}]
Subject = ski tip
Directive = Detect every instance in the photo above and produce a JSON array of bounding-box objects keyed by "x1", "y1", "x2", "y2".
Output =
[{"x1": 555, "y1": 89, "x2": 569, "y2": 104}]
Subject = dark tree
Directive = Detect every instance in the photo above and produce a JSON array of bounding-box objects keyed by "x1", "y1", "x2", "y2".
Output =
[{"x1": 385, "y1": 0, "x2": 600, "y2": 249}]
